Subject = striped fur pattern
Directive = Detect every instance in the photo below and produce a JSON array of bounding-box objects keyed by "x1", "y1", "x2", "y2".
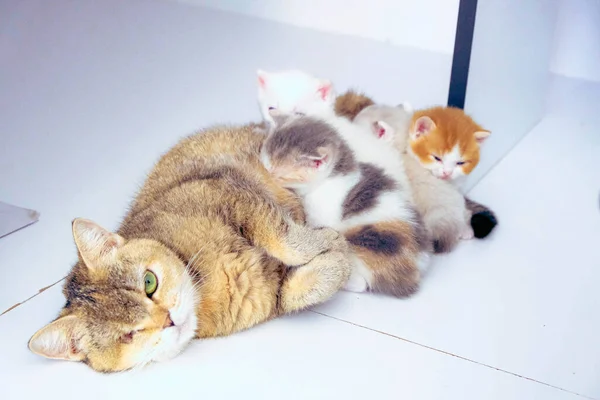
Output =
[{"x1": 28, "y1": 125, "x2": 352, "y2": 372}]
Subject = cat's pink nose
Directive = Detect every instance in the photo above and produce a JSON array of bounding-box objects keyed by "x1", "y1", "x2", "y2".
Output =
[{"x1": 163, "y1": 313, "x2": 175, "y2": 329}]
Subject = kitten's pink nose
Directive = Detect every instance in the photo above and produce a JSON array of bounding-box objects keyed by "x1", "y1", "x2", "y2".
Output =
[{"x1": 441, "y1": 171, "x2": 451, "y2": 179}]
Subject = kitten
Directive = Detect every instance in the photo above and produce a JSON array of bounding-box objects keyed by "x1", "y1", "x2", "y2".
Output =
[
  {"x1": 28, "y1": 125, "x2": 351, "y2": 372},
  {"x1": 338, "y1": 92, "x2": 497, "y2": 247},
  {"x1": 257, "y1": 69, "x2": 335, "y2": 124},
  {"x1": 408, "y1": 106, "x2": 490, "y2": 182},
  {"x1": 261, "y1": 113, "x2": 431, "y2": 297},
  {"x1": 354, "y1": 104, "x2": 476, "y2": 251}
]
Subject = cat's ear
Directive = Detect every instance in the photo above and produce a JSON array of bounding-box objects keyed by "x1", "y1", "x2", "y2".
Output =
[
  {"x1": 302, "y1": 147, "x2": 330, "y2": 170},
  {"x1": 373, "y1": 120, "x2": 395, "y2": 142},
  {"x1": 411, "y1": 116, "x2": 436, "y2": 139},
  {"x1": 28, "y1": 315, "x2": 87, "y2": 362},
  {"x1": 316, "y1": 80, "x2": 334, "y2": 102},
  {"x1": 474, "y1": 130, "x2": 491, "y2": 143},
  {"x1": 257, "y1": 69, "x2": 268, "y2": 88},
  {"x1": 72, "y1": 218, "x2": 124, "y2": 268}
]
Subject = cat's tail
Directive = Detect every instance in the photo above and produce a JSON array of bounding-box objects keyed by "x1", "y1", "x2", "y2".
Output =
[
  {"x1": 335, "y1": 90, "x2": 375, "y2": 121},
  {"x1": 465, "y1": 197, "x2": 498, "y2": 239},
  {"x1": 342, "y1": 220, "x2": 431, "y2": 298},
  {"x1": 420, "y1": 211, "x2": 461, "y2": 254}
]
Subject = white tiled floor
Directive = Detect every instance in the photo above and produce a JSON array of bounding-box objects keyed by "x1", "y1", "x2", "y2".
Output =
[{"x1": 1, "y1": 0, "x2": 599, "y2": 399}]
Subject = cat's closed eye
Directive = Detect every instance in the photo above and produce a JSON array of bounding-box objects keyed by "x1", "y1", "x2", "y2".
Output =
[
  {"x1": 268, "y1": 106, "x2": 276, "y2": 110},
  {"x1": 431, "y1": 154, "x2": 442, "y2": 162},
  {"x1": 456, "y1": 161, "x2": 466, "y2": 166}
]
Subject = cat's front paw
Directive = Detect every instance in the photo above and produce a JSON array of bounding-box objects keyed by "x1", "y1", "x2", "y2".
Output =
[
  {"x1": 283, "y1": 225, "x2": 345, "y2": 266},
  {"x1": 315, "y1": 226, "x2": 349, "y2": 254},
  {"x1": 459, "y1": 226, "x2": 474, "y2": 240}
]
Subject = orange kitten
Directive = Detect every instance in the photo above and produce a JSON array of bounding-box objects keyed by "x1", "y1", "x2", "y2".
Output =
[{"x1": 408, "y1": 106, "x2": 490, "y2": 181}]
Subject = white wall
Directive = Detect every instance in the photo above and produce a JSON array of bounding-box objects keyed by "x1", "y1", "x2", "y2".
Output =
[
  {"x1": 1, "y1": 0, "x2": 454, "y2": 305},
  {"x1": 463, "y1": 0, "x2": 558, "y2": 191},
  {"x1": 550, "y1": 0, "x2": 600, "y2": 82},
  {"x1": 172, "y1": 0, "x2": 460, "y2": 55}
]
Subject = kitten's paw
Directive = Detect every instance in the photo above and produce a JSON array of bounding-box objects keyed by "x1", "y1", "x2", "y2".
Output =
[
  {"x1": 459, "y1": 226, "x2": 474, "y2": 240},
  {"x1": 343, "y1": 271, "x2": 369, "y2": 293}
]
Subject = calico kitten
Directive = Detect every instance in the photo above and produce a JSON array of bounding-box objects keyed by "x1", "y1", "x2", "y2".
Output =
[
  {"x1": 354, "y1": 104, "x2": 475, "y2": 251},
  {"x1": 28, "y1": 125, "x2": 351, "y2": 372},
  {"x1": 261, "y1": 113, "x2": 431, "y2": 297},
  {"x1": 408, "y1": 106, "x2": 490, "y2": 182}
]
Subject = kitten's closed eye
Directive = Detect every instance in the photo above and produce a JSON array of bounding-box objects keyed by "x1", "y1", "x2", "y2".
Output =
[
  {"x1": 294, "y1": 111, "x2": 306, "y2": 116},
  {"x1": 268, "y1": 106, "x2": 276, "y2": 110},
  {"x1": 456, "y1": 161, "x2": 466, "y2": 166},
  {"x1": 431, "y1": 155, "x2": 442, "y2": 162}
]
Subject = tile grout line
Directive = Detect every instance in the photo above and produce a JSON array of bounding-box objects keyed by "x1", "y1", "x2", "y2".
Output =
[
  {"x1": 0, "y1": 277, "x2": 65, "y2": 317},
  {"x1": 310, "y1": 310, "x2": 596, "y2": 400},
  {"x1": 2, "y1": 281, "x2": 595, "y2": 399}
]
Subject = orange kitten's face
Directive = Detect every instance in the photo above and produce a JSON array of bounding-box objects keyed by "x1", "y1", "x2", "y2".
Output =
[
  {"x1": 28, "y1": 219, "x2": 199, "y2": 372},
  {"x1": 408, "y1": 107, "x2": 490, "y2": 181}
]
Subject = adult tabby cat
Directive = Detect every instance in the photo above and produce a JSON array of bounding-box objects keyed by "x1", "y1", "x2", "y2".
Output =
[{"x1": 28, "y1": 124, "x2": 351, "y2": 372}]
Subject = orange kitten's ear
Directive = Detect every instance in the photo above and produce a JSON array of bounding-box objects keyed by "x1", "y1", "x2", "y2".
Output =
[
  {"x1": 257, "y1": 69, "x2": 268, "y2": 88},
  {"x1": 373, "y1": 120, "x2": 395, "y2": 142},
  {"x1": 316, "y1": 80, "x2": 334, "y2": 101},
  {"x1": 474, "y1": 130, "x2": 491, "y2": 143},
  {"x1": 411, "y1": 116, "x2": 436, "y2": 139},
  {"x1": 72, "y1": 218, "x2": 124, "y2": 268},
  {"x1": 28, "y1": 315, "x2": 86, "y2": 362}
]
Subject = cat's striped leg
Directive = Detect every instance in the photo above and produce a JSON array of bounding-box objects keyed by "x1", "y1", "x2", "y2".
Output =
[
  {"x1": 227, "y1": 193, "x2": 344, "y2": 267},
  {"x1": 279, "y1": 249, "x2": 352, "y2": 313},
  {"x1": 343, "y1": 220, "x2": 431, "y2": 298},
  {"x1": 242, "y1": 206, "x2": 345, "y2": 267},
  {"x1": 202, "y1": 173, "x2": 343, "y2": 266}
]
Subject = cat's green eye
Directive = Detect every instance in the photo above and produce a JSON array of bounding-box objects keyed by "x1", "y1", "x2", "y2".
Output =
[{"x1": 144, "y1": 271, "x2": 158, "y2": 297}]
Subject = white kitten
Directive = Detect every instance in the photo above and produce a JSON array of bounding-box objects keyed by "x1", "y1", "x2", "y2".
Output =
[{"x1": 257, "y1": 69, "x2": 334, "y2": 125}]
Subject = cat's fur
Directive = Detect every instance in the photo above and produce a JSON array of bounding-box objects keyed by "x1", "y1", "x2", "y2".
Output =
[
  {"x1": 408, "y1": 106, "x2": 490, "y2": 181},
  {"x1": 334, "y1": 89, "x2": 375, "y2": 121},
  {"x1": 261, "y1": 113, "x2": 431, "y2": 297},
  {"x1": 354, "y1": 104, "x2": 475, "y2": 252},
  {"x1": 28, "y1": 124, "x2": 352, "y2": 372},
  {"x1": 337, "y1": 91, "x2": 498, "y2": 245}
]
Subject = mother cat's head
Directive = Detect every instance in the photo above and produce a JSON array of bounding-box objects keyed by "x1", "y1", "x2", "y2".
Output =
[{"x1": 28, "y1": 218, "x2": 198, "y2": 372}]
